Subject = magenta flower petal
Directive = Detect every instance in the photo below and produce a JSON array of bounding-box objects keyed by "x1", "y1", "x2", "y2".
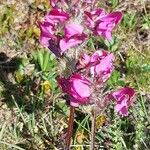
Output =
[
  {"x1": 104, "y1": 31, "x2": 112, "y2": 41},
  {"x1": 59, "y1": 38, "x2": 83, "y2": 52},
  {"x1": 71, "y1": 74, "x2": 91, "y2": 99},
  {"x1": 45, "y1": 9, "x2": 69, "y2": 24},
  {"x1": 90, "y1": 50, "x2": 108, "y2": 62},
  {"x1": 39, "y1": 21, "x2": 55, "y2": 47},
  {"x1": 58, "y1": 74, "x2": 91, "y2": 107},
  {"x1": 57, "y1": 77, "x2": 70, "y2": 93},
  {"x1": 73, "y1": 80, "x2": 90, "y2": 98},
  {"x1": 100, "y1": 11, "x2": 123, "y2": 27},
  {"x1": 84, "y1": 9, "x2": 122, "y2": 40},
  {"x1": 59, "y1": 23, "x2": 87, "y2": 52},
  {"x1": 112, "y1": 88, "x2": 135, "y2": 105},
  {"x1": 115, "y1": 103, "x2": 128, "y2": 116},
  {"x1": 89, "y1": 50, "x2": 114, "y2": 82},
  {"x1": 96, "y1": 11, "x2": 123, "y2": 40},
  {"x1": 65, "y1": 23, "x2": 84, "y2": 38},
  {"x1": 48, "y1": 39, "x2": 62, "y2": 57},
  {"x1": 84, "y1": 8, "x2": 106, "y2": 29},
  {"x1": 39, "y1": 21, "x2": 62, "y2": 57},
  {"x1": 94, "y1": 53, "x2": 114, "y2": 72},
  {"x1": 112, "y1": 87, "x2": 135, "y2": 116},
  {"x1": 96, "y1": 21, "x2": 114, "y2": 40}
]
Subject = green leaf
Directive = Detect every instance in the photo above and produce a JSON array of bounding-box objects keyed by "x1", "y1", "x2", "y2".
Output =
[
  {"x1": 37, "y1": 50, "x2": 44, "y2": 70},
  {"x1": 43, "y1": 51, "x2": 50, "y2": 71}
]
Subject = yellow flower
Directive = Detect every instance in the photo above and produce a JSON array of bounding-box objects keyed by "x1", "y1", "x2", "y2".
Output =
[
  {"x1": 15, "y1": 71, "x2": 24, "y2": 82},
  {"x1": 96, "y1": 115, "x2": 106, "y2": 129},
  {"x1": 76, "y1": 130, "x2": 85, "y2": 144},
  {"x1": 41, "y1": 80, "x2": 51, "y2": 93}
]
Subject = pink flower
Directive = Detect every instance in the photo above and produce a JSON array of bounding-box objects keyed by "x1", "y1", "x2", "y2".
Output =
[
  {"x1": 39, "y1": 9, "x2": 69, "y2": 56},
  {"x1": 39, "y1": 21, "x2": 56, "y2": 47},
  {"x1": 84, "y1": 9, "x2": 106, "y2": 29},
  {"x1": 45, "y1": 9, "x2": 69, "y2": 24},
  {"x1": 89, "y1": 50, "x2": 114, "y2": 82},
  {"x1": 75, "y1": 50, "x2": 114, "y2": 82},
  {"x1": 84, "y1": 9, "x2": 122, "y2": 40},
  {"x1": 58, "y1": 74, "x2": 91, "y2": 107},
  {"x1": 39, "y1": 9, "x2": 69, "y2": 44},
  {"x1": 96, "y1": 12, "x2": 123, "y2": 40},
  {"x1": 39, "y1": 21, "x2": 62, "y2": 57},
  {"x1": 59, "y1": 23, "x2": 87, "y2": 52},
  {"x1": 112, "y1": 87, "x2": 135, "y2": 116}
]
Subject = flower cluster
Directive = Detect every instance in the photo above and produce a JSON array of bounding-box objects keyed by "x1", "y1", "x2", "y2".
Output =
[
  {"x1": 58, "y1": 50, "x2": 114, "y2": 106},
  {"x1": 39, "y1": 0, "x2": 122, "y2": 57},
  {"x1": 58, "y1": 50, "x2": 135, "y2": 116},
  {"x1": 39, "y1": 0, "x2": 135, "y2": 116}
]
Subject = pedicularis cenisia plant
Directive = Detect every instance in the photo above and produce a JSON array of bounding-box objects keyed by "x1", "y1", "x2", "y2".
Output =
[{"x1": 39, "y1": 0, "x2": 135, "y2": 149}]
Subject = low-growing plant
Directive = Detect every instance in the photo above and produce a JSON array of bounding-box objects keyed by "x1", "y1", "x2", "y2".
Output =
[{"x1": 38, "y1": 0, "x2": 136, "y2": 149}]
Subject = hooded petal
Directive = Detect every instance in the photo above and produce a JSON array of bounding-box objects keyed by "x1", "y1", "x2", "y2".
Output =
[
  {"x1": 72, "y1": 77, "x2": 91, "y2": 98},
  {"x1": 112, "y1": 87, "x2": 135, "y2": 106},
  {"x1": 59, "y1": 23, "x2": 87, "y2": 52},
  {"x1": 39, "y1": 21, "x2": 55, "y2": 47},
  {"x1": 112, "y1": 87, "x2": 135, "y2": 116},
  {"x1": 59, "y1": 38, "x2": 83, "y2": 52},
  {"x1": 100, "y1": 11, "x2": 123, "y2": 27},
  {"x1": 70, "y1": 74, "x2": 91, "y2": 105},
  {"x1": 90, "y1": 50, "x2": 114, "y2": 82},
  {"x1": 94, "y1": 54, "x2": 114, "y2": 73},
  {"x1": 115, "y1": 103, "x2": 128, "y2": 116},
  {"x1": 85, "y1": 10, "x2": 122, "y2": 40},
  {"x1": 96, "y1": 21, "x2": 114, "y2": 40},
  {"x1": 96, "y1": 11, "x2": 122, "y2": 40},
  {"x1": 45, "y1": 9, "x2": 69, "y2": 24},
  {"x1": 64, "y1": 23, "x2": 84, "y2": 38},
  {"x1": 84, "y1": 9, "x2": 106, "y2": 28},
  {"x1": 58, "y1": 74, "x2": 91, "y2": 107}
]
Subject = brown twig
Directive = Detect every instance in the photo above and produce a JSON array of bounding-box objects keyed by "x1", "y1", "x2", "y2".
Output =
[
  {"x1": 90, "y1": 110, "x2": 96, "y2": 150},
  {"x1": 65, "y1": 106, "x2": 75, "y2": 150}
]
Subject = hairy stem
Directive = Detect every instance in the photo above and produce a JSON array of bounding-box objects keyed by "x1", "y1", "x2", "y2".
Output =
[
  {"x1": 90, "y1": 110, "x2": 96, "y2": 150},
  {"x1": 65, "y1": 106, "x2": 75, "y2": 150}
]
